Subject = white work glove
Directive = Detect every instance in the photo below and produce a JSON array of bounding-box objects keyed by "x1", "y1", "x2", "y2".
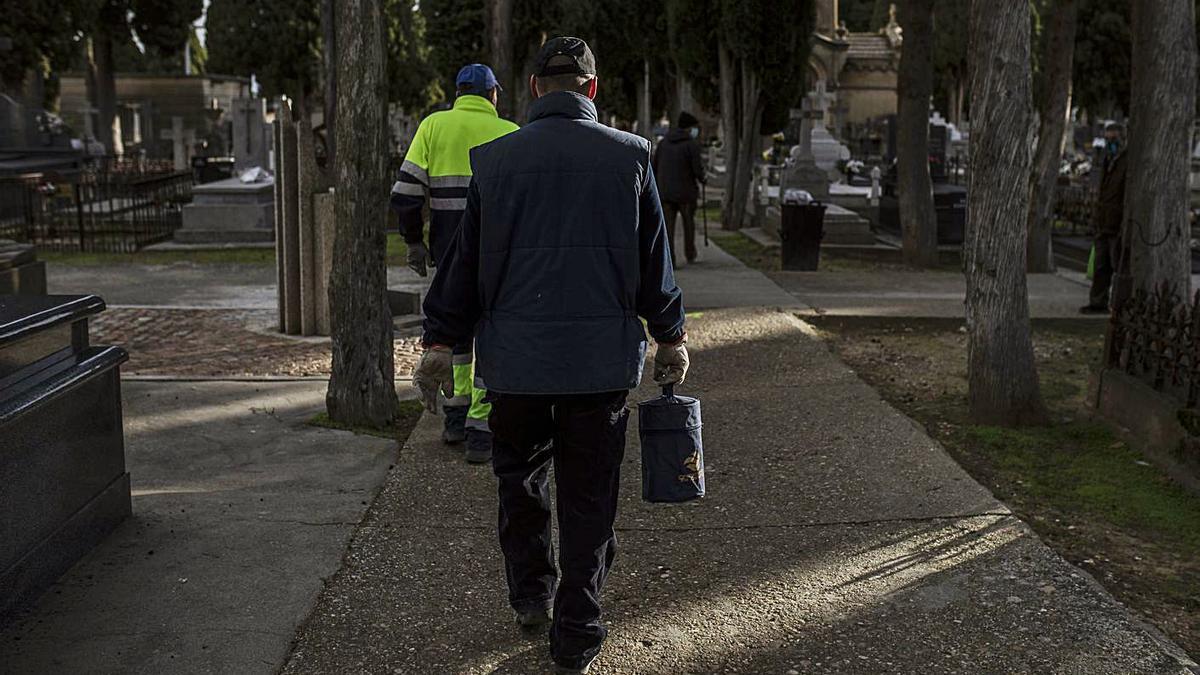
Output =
[
  {"x1": 412, "y1": 345, "x2": 454, "y2": 412},
  {"x1": 408, "y1": 241, "x2": 430, "y2": 277},
  {"x1": 653, "y1": 337, "x2": 689, "y2": 386}
]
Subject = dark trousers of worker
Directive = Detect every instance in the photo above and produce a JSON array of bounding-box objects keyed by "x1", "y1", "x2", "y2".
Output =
[
  {"x1": 488, "y1": 390, "x2": 629, "y2": 667},
  {"x1": 662, "y1": 200, "x2": 698, "y2": 266},
  {"x1": 1089, "y1": 232, "x2": 1123, "y2": 309}
]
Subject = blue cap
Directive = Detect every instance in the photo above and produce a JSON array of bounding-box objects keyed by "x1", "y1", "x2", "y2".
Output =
[{"x1": 456, "y1": 64, "x2": 500, "y2": 95}]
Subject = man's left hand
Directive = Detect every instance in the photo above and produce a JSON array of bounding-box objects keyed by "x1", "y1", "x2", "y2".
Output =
[{"x1": 413, "y1": 346, "x2": 454, "y2": 412}]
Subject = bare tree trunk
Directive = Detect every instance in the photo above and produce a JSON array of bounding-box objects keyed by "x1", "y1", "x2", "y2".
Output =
[
  {"x1": 718, "y1": 40, "x2": 740, "y2": 228},
  {"x1": 637, "y1": 59, "x2": 651, "y2": 139},
  {"x1": 327, "y1": 0, "x2": 399, "y2": 428},
  {"x1": 1026, "y1": 0, "x2": 1077, "y2": 274},
  {"x1": 89, "y1": 28, "x2": 117, "y2": 153},
  {"x1": 487, "y1": 0, "x2": 514, "y2": 118},
  {"x1": 322, "y1": 0, "x2": 337, "y2": 172},
  {"x1": 897, "y1": 0, "x2": 939, "y2": 268},
  {"x1": 964, "y1": 0, "x2": 1047, "y2": 426},
  {"x1": 1124, "y1": 0, "x2": 1197, "y2": 296},
  {"x1": 727, "y1": 62, "x2": 761, "y2": 231}
]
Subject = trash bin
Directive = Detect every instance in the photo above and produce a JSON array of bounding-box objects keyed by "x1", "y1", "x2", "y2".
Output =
[
  {"x1": 780, "y1": 200, "x2": 827, "y2": 271},
  {"x1": 638, "y1": 384, "x2": 705, "y2": 503}
]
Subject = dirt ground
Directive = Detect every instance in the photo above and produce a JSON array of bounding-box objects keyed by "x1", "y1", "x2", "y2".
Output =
[
  {"x1": 813, "y1": 316, "x2": 1200, "y2": 657},
  {"x1": 91, "y1": 307, "x2": 423, "y2": 377}
]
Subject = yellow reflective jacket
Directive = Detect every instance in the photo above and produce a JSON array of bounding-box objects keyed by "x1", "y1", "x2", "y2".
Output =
[{"x1": 390, "y1": 95, "x2": 518, "y2": 261}]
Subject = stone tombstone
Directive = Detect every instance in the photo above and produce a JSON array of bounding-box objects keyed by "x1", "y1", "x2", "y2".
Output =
[
  {"x1": 806, "y1": 81, "x2": 851, "y2": 176},
  {"x1": 232, "y1": 97, "x2": 271, "y2": 172},
  {"x1": 781, "y1": 90, "x2": 832, "y2": 200},
  {"x1": 176, "y1": 177, "x2": 275, "y2": 244}
]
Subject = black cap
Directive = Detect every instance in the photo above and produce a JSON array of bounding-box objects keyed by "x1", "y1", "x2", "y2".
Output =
[
  {"x1": 677, "y1": 111, "x2": 699, "y2": 129},
  {"x1": 534, "y1": 36, "x2": 596, "y2": 77}
]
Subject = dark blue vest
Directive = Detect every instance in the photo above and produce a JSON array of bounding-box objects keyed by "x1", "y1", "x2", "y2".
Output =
[{"x1": 467, "y1": 92, "x2": 683, "y2": 394}]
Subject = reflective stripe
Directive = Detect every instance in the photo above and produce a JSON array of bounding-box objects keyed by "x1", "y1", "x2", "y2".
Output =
[
  {"x1": 430, "y1": 175, "x2": 472, "y2": 189},
  {"x1": 431, "y1": 197, "x2": 468, "y2": 211},
  {"x1": 444, "y1": 395, "x2": 471, "y2": 407},
  {"x1": 473, "y1": 376, "x2": 487, "y2": 389},
  {"x1": 465, "y1": 417, "x2": 490, "y2": 431},
  {"x1": 452, "y1": 353, "x2": 473, "y2": 365},
  {"x1": 400, "y1": 160, "x2": 428, "y2": 185},
  {"x1": 391, "y1": 180, "x2": 424, "y2": 197}
]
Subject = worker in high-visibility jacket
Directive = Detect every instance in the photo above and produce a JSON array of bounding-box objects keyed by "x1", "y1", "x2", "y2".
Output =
[{"x1": 391, "y1": 63, "x2": 519, "y2": 464}]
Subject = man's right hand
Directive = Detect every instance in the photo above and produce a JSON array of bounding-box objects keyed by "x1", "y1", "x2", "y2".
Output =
[
  {"x1": 408, "y1": 241, "x2": 431, "y2": 277},
  {"x1": 653, "y1": 338, "x2": 689, "y2": 386},
  {"x1": 413, "y1": 345, "x2": 454, "y2": 412}
]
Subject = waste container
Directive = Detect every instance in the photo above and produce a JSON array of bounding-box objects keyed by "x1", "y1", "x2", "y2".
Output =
[
  {"x1": 780, "y1": 200, "x2": 827, "y2": 271},
  {"x1": 638, "y1": 384, "x2": 705, "y2": 503}
]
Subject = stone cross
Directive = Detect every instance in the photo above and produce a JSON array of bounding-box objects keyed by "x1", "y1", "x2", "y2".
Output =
[{"x1": 232, "y1": 98, "x2": 271, "y2": 172}]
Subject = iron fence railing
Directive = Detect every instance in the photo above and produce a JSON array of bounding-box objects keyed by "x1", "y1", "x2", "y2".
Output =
[
  {"x1": 0, "y1": 164, "x2": 191, "y2": 253},
  {"x1": 1106, "y1": 282, "x2": 1200, "y2": 408}
]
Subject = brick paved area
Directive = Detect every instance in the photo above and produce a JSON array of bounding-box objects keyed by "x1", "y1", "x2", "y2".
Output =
[{"x1": 91, "y1": 308, "x2": 422, "y2": 377}]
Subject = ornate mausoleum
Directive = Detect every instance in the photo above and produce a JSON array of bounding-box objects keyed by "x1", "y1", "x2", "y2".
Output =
[{"x1": 808, "y1": 0, "x2": 902, "y2": 136}]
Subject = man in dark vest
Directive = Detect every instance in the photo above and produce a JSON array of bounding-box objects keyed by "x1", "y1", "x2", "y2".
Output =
[
  {"x1": 653, "y1": 111, "x2": 706, "y2": 266},
  {"x1": 1082, "y1": 122, "x2": 1128, "y2": 314},
  {"x1": 411, "y1": 37, "x2": 688, "y2": 673}
]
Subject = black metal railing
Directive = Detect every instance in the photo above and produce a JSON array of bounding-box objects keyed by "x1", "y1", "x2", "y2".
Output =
[
  {"x1": 1106, "y1": 282, "x2": 1200, "y2": 408},
  {"x1": 1052, "y1": 183, "x2": 1095, "y2": 237},
  {"x1": 0, "y1": 164, "x2": 192, "y2": 253}
]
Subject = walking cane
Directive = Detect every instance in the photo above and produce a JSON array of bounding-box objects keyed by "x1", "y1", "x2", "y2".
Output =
[{"x1": 702, "y1": 182, "x2": 709, "y2": 247}]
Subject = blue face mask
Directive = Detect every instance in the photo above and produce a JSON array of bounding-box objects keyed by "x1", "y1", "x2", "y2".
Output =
[
  {"x1": 689, "y1": 127, "x2": 699, "y2": 139},
  {"x1": 1106, "y1": 139, "x2": 1120, "y2": 156}
]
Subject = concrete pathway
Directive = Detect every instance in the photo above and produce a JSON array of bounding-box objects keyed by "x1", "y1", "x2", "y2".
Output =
[
  {"x1": 46, "y1": 262, "x2": 429, "y2": 309},
  {"x1": 280, "y1": 242, "x2": 1196, "y2": 673},
  {"x1": 0, "y1": 382, "x2": 402, "y2": 674},
  {"x1": 769, "y1": 270, "x2": 1102, "y2": 320}
]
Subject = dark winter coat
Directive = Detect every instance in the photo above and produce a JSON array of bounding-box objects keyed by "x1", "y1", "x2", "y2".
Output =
[
  {"x1": 1095, "y1": 150, "x2": 1127, "y2": 236},
  {"x1": 652, "y1": 128, "x2": 705, "y2": 205},
  {"x1": 421, "y1": 91, "x2": 686, "y2": 395}
]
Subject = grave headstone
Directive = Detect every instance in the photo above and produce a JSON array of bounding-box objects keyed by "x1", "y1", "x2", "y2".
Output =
[{"x1": 232, "y1": 98, "x2": 271, "y2": 172}]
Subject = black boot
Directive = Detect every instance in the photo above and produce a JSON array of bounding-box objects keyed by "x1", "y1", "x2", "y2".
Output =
[{"x1": 465, "y1": 428, "x2": 493, "y2": 464}]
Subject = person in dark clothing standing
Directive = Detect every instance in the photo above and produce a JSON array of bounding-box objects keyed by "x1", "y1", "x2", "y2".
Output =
[
  {"x1": 411, "y1": 37, "x2": 688, "y2": 674},
  {"x1": 1082, "y1": 122, "x2": 1128, "y2": 314},
  {"x1": 653, "y1": 111, "x2": 706, "y2": 266}
]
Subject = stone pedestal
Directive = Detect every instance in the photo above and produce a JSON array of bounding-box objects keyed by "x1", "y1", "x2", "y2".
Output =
[
  {"x1": 176, "y1": 177, "x2": 276, "y2": 244},
  {"x1": 273, "y1": 100, "x2": 334, "y2": 337},
  {"x1": 0, "y1": 241, "x2": 47, "y2": 295},
  {"x1": 0, "y1": 295, "x2": 130, "y2": 614}
]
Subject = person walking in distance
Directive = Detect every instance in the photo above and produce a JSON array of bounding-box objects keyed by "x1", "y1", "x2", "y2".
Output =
[
  {"x1": 411, "y1": 37, "x2": 688, "y2": 674},
  {"x1": 1081, "y1": 122, "x2": 1127, "y2": 314},
  {"x1": 653, "y1": 111, "x2": 706, "y2": 266},
  {"x1": 391, "y1": 63, "x2": 518, "y2": 461}
]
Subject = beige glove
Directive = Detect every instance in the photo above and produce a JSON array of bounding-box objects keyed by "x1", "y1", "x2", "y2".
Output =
[
  {"x1": 653, "y1": 337, "x2": 689, "y2": 386},
  {"x1": 412, "y1": 346, "x2": 454, "y2": 412}
]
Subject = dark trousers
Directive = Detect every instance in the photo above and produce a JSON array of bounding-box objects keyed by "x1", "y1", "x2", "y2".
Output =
[
  {"x1": 662, "y1": 201, "x2": 698, "y2": 265},
  {"x1": 488, "y1": 390, "x2": 629, "y2": 666},
  {"x1": 1089, "y1": 232, "x2": 1123, "y2": 308}
]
